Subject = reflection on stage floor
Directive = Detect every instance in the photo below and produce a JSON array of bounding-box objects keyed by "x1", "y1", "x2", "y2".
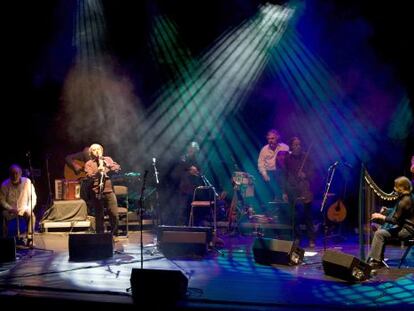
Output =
[{"x1": 1, "y1": 229, "x2": 414, "y2": 310}]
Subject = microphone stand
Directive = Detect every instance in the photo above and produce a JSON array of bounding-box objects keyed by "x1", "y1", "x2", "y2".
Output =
[
  {"x1": 152, "y1": 158, "x2": 160, "y2": 226},
  {"x1": 150, "y1": 159, "x2": 161, "y2": 255},
  {"x1": 139, "y1": 170, "x2": 148, "y2": 269},
  {"x1": 25, "y1": 152, "x2": 51, "y2": 252},
  {"x1": 26, "y1": 151, "x2": 35, "y2": 247},
  {"x1": 200, "y1": 174, "x2": 223, "y2": 253},
  {"x1": 320, "y1": 161, "x2": 339, "y2": 251},
  {"x1": 45, "y1": 153, "x2": 54, "y2": 211},
  {"x1": 97, "y1": 172, "x2": 105, "y2": 200}
]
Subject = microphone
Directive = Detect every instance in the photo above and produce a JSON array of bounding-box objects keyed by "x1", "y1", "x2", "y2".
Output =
[
  {"x1": 152, "y1": 157, "x2": 159, "y2": 184},
  {"x1": 328, "y1": 161, "x2": 339, "y2": 170}
]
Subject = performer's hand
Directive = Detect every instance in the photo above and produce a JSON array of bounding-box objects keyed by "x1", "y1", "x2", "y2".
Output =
[
  {"x1": 98, "y1": 163, "x2": 105, "y2": 173},
  {"x1": 380, "y1": 206, "x2": 388, "y2": 214},
  {"x1": 282, "y1": 193, "x2": 288, "y2": 202},
  {"x1": 189, "y1": 166, "x2": 199, "y2": 176},
  {"x1": 9, "y1": 206, "x2": 18, "y2": 215},
  {"x1": 262, "y1": 174, "x2": 270, "y2": 182},
  {"x1": 371, "y1": 213, "x2": 386, "y2": 221}
]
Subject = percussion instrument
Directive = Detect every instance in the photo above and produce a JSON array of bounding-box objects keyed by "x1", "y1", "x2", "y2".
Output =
[
  {"x1": 232, "y1": 171, "x2": 253, "y2": 185},
  {"x1": 55, "y1": 179, "x2": 81, "y2": 200}
]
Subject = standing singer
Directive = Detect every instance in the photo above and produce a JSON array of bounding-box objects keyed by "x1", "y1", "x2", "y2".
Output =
[{"x1": 84, "y1": 143, "x2": 121, "y2": 236}]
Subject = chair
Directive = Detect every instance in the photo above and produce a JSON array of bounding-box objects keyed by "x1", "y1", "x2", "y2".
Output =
[
  {"x1": 189, "y1": 186, "x2": 217, "y2": 231},
  {"x1": 398, "y1": 239, "x2": 414, "y2": 268},
  {"x1": 113, "y1": 185, "x2": 129, "y2": 237}
]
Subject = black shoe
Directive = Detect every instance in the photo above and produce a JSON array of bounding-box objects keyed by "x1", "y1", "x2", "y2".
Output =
[{"x1": 367, "y1": 258, "x2": 385, "y2": 269}]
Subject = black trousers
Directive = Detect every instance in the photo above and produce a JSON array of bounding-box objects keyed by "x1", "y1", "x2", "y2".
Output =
[{"x1": 91, "y1": 192, "x2": 118, "y2": 235}]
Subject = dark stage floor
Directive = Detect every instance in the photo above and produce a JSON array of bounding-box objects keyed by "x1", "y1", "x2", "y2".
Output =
[{"x1": 1, "y1": 228, "x2": 414, "y2": 310}]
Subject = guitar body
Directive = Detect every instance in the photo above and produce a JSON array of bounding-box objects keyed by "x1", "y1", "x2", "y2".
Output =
[
  {"x1": 64, "y1": 160, "x2": 86, "y2": 180},
  {"x1": 327, "y1": 199, "x2": 347, "y2": 223}
]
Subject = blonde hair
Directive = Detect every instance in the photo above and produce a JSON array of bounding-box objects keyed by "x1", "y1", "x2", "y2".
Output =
[
  {"x1": 394, "y1": 176, "x2": 412, "y2": 194},
  {"x1": 89, "y1": 143, "x2": 104, "y2": 157}
]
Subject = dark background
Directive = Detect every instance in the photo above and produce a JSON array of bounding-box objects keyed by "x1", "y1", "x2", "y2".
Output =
[{"x1": 0, "y1": 0, "x2": 412, "y2": 229}]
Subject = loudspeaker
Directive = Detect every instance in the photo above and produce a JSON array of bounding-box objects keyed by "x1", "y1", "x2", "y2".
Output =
[
  {"x1": 157, "y1": 226, "x2": 212, "y2": 258},
  {"x1": 130, "y1": 268, "x2": 188, "y2": 306},
  {"x1": 68, "y1": 233, "x2": 113, "y2": 261},
  {"x1": 0, "y1": 237, "x2": 16, "y2": 262},
  {"x1": 252, "y1": 238, "x2": 304, "y2": 265},
  {"x1": 322, "y1": 250, "x2": 371, "y2": 282}
]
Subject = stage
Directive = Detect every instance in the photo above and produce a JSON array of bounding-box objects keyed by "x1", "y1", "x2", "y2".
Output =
[{"x1": 1, "y1": 229, "x2": 414, "y2": 310}]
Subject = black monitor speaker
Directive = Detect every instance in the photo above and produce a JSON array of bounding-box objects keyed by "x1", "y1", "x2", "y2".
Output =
[
  {"x1": 130, "y1": 268, "x2": 188, "y2": 306},
  {"x1": 157, "y1": 225, "x2": 212, "y2": 258},
  {"x1": 252, "y1": 238, "x2": 304, "y2": 265},
  {"x1": 0, "y1": 237, "x2": 16, "y2": 262},
  {"x1": 68, "y1": 233, "x2": 113, "y2": 261},
  {"x1": 322, "y1": 250, "x2": 371, "y2": 282}
]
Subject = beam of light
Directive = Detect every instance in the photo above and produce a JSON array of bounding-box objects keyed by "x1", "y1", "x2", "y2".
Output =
[
  {"x1": 267, "y1": 29, "x2": 391, "y2": 177},
  {"x1": 59, "y1": 0, "x2": 143, "y2": 168},
  {"x1": 138, "y1": 3, "x2": 295, "y2": 166},
  {"x1": 387, "y1": 96, "x2": 413, "y2": 140},
  {"x1": 135, "y1": 3, "x2": 296, "y2": 206},
  {"x1": 73, "y1": 0, "x2": 107, "y2": 66}
]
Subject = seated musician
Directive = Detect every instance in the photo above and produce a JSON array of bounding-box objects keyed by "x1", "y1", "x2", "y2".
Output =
[
  {"x1": 367, "y1": 176, "x2": 414, "y2": 269},
  {"x1": 0, "y1": 164, "x2": 37, "y2": 246}
]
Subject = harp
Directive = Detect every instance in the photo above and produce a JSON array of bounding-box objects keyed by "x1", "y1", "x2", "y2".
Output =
[{"x1": 358, "y1": 165, "x2": 398, "y2": 260}]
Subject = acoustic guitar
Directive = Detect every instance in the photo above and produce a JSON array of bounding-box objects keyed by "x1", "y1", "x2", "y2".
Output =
[
  {"x1": 327, "y1": 199, "x2": 347, "y2": 223},
  {"x1": 64, "y1": 160, "x2": 86, "y2": 180}
]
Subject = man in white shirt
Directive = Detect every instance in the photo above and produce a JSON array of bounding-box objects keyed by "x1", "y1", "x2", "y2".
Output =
[
  {"x1": 0, "y1": 164, "x2": 37, "y2": 244},
  {"x1": 258, "y1": 129, "x2": 289, "y2": 204}
]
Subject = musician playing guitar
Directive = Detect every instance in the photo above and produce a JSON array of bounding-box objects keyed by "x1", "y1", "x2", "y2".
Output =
[
  {"x1": 64, "y1": 147, "x2": 90, "y2": 180},
  {"x1": 367, "y1": 176, "x2": 414, "y2": 269}
]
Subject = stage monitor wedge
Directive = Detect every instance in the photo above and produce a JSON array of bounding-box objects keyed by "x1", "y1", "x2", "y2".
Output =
[
  {"x1": 253, "y1": 238, "x2": 304, "y2": 265},
  {"x1": 0, "y1": 237, "x2": 16, "y2": 262},
  {"x1": 322, "y1": 250, "x2": 371, "y2": 282},
  {"x1": 130, "y1": 268, "x2": 188, "y2": 306},
  {"x1": 157, "y1": 225, "x2": 212, "y2": 258},
  {"x1": 68, "y1": 233, "x2": 113, "y2": 261}
]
